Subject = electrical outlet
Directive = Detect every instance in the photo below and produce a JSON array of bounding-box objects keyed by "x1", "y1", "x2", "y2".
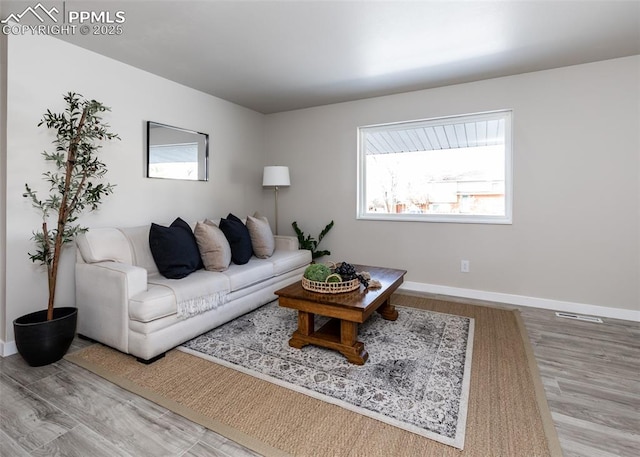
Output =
[{"x1": 461, "y1": 260, "x2": 470, "y2": 273}]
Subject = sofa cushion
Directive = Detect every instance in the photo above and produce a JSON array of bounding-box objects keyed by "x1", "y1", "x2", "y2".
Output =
[
  {"x1": 129, "y1": 284, "x2": 178, "y2": 323},
  {"x1": 119, "y1": 225, "x2": 158, "y2": 274},
  {"x1": 149, "y1": 218, "x2": 203, "y2": 279},
  {"x1": 222, "y1": 258, "x2": 274, "y2": 291},
  {"x1": 268, "y1": 249, "x2": 312, "y2": 276},
  {"x1": 146, "y1": 270, "x2": 230, "y2": 319},
  {"x1": 194, "y1": 220, "x2": 232, "y2": 272},
  {"x1": 219, "y1": 213, "x2": 253, "y2": 265},
  {"x1": 246, "y1": 215, "x2": 275, "y2": 259},
  {"x1": 76, "y1": 228, "x2": 133, "y2": 264}
]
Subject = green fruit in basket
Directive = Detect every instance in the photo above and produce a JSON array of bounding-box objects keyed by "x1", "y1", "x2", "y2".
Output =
[
  {"x1": 325, "y1": 273, "x2": 342, "y2": 283},
  {"x1": 303, "y1": 264, "x2": 331, "y2": 282}
]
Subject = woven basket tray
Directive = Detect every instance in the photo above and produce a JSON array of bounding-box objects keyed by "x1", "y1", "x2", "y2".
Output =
[{"x1": 301, "y1": 276, "x2": 360, "y2": 294}]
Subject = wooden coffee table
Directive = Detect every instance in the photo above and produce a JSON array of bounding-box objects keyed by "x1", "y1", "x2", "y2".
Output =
[{"x1": 275, "y1": 265, "x2": 406, "y2": 365}]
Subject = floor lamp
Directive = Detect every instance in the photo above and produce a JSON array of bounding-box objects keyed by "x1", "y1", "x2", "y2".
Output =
[{"x1": 262, "y1": 166, "x2": 290, "y2": 235}]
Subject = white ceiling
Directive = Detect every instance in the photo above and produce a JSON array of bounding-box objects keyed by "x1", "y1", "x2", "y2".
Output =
[{"x1": 27, "y1": 1, "x2": 640, "y2": 113}]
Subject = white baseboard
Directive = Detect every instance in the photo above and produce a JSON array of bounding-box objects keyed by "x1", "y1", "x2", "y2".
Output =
[
  {"x1": 399, "y1": 281, "x2": 640, "y2": 322},
  {"x1": 1, "y1": 339, "x2": 17, "y2": 357}
]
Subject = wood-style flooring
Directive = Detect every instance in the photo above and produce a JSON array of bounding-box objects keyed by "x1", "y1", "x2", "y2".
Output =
[{"x1": 1, "y1": 296, "x2": 638, "y2": 456}]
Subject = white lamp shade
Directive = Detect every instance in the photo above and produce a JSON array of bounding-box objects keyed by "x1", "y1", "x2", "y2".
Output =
[{"x1": 262, "y1": 166, "x2": 290, "y2": 187}]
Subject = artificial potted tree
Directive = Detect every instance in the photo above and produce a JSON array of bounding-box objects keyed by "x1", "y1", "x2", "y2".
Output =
[{"x1": 14, "y1": 92, "x2": 119, "y2": 366}]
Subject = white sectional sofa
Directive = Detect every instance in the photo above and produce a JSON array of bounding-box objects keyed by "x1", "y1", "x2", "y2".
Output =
[{"x1": 75, "y1": 223, "x2": 311, "y2": 363}]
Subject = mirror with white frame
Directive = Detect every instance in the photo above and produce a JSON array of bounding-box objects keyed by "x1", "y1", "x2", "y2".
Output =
[{"x1": 147, "y1": 121, "x2": 209, "y2": 181}]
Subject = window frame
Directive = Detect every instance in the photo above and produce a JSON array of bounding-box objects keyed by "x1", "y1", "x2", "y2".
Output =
[{"x1": 356, "y1": 109, "x2": 513, "y2": 224}]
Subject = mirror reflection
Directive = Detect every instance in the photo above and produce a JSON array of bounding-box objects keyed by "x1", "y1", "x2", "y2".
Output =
[{"x1": 147, "y1": 121, "x2": 209, "y2": 181}]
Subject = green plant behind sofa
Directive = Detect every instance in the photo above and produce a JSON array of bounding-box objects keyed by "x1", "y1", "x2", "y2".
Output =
[{"x1": 291, "y1": 220, "x2": 334, "y2": 260}]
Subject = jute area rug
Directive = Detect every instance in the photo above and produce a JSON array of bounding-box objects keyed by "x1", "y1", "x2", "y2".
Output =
[{"x1": 66, "y1": 294, "x2": 563, "y2": 457}]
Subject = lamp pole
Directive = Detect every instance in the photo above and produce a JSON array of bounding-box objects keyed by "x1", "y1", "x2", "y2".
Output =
[{"x1": 274, "y1": 185, "x2": 280, "y2": 235}]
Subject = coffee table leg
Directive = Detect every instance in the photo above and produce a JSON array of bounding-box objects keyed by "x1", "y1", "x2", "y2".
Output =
[
  {"x1": 377, "y1": 298, "x2": 399, "y2": 321},
  {"x1": 289, "y1": 311, "x2": 313, "y2": 349},
  {"x1": 339, "y1": 320, "x2": 368, "y2": 365}
]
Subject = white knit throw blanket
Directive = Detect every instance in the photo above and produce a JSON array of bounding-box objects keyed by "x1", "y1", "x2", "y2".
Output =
[
  {"x1": 148, "y1": 271, "x2": 230, "y2": 319},
  {"x1": 174, "y1": 291, "x2": 228, "y2": 318}
]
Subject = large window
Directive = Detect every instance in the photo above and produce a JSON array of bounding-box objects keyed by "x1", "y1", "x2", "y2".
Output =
[{"x1": 357, "y1": 110, "x2": 512, "y2": 224}]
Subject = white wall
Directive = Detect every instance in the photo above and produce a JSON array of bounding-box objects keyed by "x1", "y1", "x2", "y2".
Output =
[
  {"x1": 2, "y1": 32, "x2": 265, "y2": 347},
  {"x1": 2, "y1": 34, "x2": 637, "y2": 355},
  {"x1": 265, "y1": 56, "x2": 640, "y2": 315}
]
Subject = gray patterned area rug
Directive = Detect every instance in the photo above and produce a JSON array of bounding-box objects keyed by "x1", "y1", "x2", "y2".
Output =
[{"x1": 180, "y1": 300, "x2": 474, "y2": 449}]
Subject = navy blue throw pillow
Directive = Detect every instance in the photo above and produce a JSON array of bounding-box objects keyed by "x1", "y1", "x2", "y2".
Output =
[
  {"x1": 149, "y1": 217, "x2": 203, "y2": 279},
  {"x1": 219, "y1": 213, "x2": 253, "y2": 265}
]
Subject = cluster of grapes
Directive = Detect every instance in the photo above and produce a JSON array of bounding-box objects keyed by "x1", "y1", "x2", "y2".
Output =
[{"x1": 335, "y1": 262, "x2": 369, "y2": 288}]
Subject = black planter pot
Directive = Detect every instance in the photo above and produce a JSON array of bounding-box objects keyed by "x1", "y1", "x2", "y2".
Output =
[{"x1": 13, "y1": 307, "x2": 78, "y2": 367}]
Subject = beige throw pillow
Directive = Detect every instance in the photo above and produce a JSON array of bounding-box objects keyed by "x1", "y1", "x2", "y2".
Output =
[
  {"x1": 194, "y1": 220, "x2": 232, "y2": 271},
  {"x1": 246, "y1": 214, "x2": 275, "y2": 258}
]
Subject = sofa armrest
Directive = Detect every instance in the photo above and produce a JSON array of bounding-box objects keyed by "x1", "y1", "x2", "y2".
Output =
[
  {"x1": 274, "y1": 235, "x2": 300, "y2": 252},
  {"x1": 75, "y1": 261, "x2": 147, "y2": 353}
]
